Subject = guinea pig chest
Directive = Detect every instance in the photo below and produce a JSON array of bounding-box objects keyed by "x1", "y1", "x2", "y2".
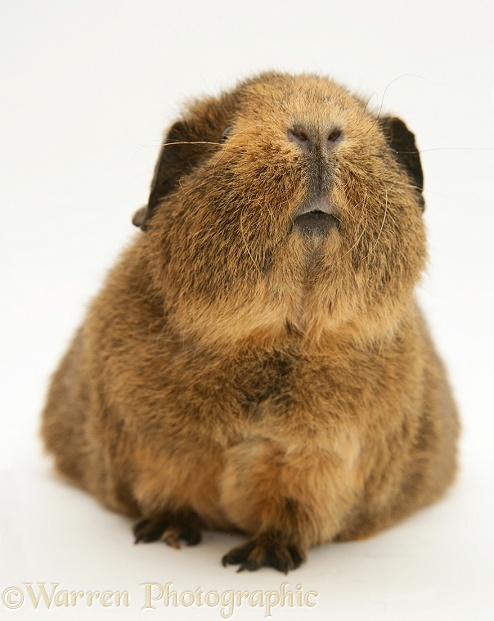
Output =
[{"x1": 41, "y1": 71, "x2": 459, "y2": 573}]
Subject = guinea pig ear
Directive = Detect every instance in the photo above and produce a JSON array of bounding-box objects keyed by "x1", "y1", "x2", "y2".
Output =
[
  {"x1": 379, "y1": 116, "x2": 425, "y2": 209},
  {"x1": 133, "y1": 120, "x2": 202, "y2": 231},
  {"x1": 132, "y1": 205, "x2": 148, "y2": 228}
]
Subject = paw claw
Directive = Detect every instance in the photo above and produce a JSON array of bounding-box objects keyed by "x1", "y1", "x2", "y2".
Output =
[
  {"x1": 222, "y1": 533, "x2": 305, "y2": 573},
  {"x1": 164, "y1": 533, "x2": 181, "y2": 550},
  {"x1": 132, "y1": 510, "x2": 202, "y2": 549}
]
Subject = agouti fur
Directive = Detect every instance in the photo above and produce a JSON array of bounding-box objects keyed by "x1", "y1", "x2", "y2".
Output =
[{"x1": 41, "y1": 71, "x2": 459, "y2": 572}]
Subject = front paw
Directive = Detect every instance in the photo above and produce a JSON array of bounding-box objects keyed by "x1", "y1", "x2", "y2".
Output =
[
  {"x1": 222, "y1": 532, "x2": 305, "y2": 573},
  {"x1": 133, "y1": 509, "x2": 202, "y2": 549}
]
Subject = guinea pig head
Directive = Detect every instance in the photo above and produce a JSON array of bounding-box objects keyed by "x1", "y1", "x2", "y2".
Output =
[{"x1": 140, "y1": 72, "x2": 427, "y2": 346}]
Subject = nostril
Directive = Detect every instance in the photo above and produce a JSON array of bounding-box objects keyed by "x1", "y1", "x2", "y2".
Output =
[
  {"x1": 288, "y1": 127, "x2": 311, "y2": 147},
  {"x1": 326, "y1": 128, "x2": 343, "y2": 146},
  {"x1": 289, "y1": 125, "x2": 343, "y2": 151}
]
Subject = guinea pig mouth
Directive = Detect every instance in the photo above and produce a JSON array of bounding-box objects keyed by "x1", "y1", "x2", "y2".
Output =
[{"x1": 293, "y1": 200, "x2": 340, "y2": 235}]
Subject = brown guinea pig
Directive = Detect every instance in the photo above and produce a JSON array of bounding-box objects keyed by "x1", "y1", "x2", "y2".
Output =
[{"x1": 41, "y1": 71, "x2": 459, "y2": 573}]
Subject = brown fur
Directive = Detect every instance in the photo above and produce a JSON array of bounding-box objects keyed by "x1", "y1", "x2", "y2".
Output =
[{"x1": 41, "y1": 71, "x2": 459, "y2": 572}]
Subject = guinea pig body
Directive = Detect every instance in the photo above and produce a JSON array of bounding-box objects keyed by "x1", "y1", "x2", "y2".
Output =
[{"x1": 41, "y1": 72, "x2": 459, "y2": 572}]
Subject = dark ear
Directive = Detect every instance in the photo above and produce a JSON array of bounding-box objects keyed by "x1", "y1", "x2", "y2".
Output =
[
  {"x1": 379, "y1": 116, "x2": 425, "y2": 209},
  {"x1": 133, "y1": 120, "x2": 214, "y2": 230}
]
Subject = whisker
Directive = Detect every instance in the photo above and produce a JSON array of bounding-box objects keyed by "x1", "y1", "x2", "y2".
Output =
[
  {"x1": 375, "y1": 73, "x2": 446, "y2": 121},
  {"x1": 239, "y1": 208, "x2": 262, "y2": 277},
  {"x1": 400, "y1": 147, "x2": 494, "y2": 154},
  {"x1": 374, "y1": 189, "x2": 389, "y2": 251},
  {"x1": 362, "y1": 190, "x2": 389, "y2": 264},
  {"x1": 342, "y1": 195, "x2": 369, "y2": 257},
  {"x1": 159, "y1": 140, "x2": 222, "y2": 148}
]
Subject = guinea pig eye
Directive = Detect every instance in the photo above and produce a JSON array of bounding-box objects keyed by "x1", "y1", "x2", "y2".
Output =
[{"x1": 219, "y1": 126, "x2": 234, "y2": 143}]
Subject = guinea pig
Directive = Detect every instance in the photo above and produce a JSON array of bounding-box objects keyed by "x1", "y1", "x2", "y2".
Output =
[{"x1": 41, "y1": 71, "x2": 459, "y2": 573}]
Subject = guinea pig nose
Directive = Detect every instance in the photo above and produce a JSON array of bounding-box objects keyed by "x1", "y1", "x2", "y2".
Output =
[{"x1": 288, "y1": 125, "x2": 343, "y2": 152}]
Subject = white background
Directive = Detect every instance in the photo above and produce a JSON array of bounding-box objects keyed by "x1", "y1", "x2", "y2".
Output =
[{"x1": 1, "y1": 1, "x2": 493, "y2": 619}]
